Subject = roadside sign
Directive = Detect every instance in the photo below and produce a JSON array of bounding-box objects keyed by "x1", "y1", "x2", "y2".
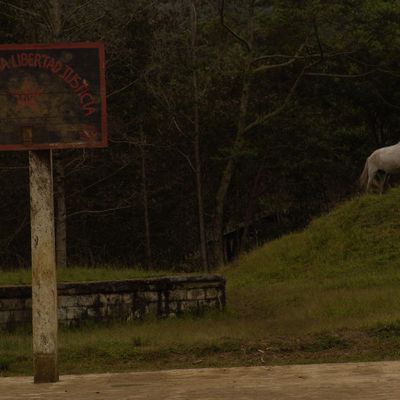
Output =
[
  {"x1": 0, "y1": 42, "x2": 107, "y2": 383},
  {"x1": 0, "y1": 42, "x2": 107, "y2": 150}
]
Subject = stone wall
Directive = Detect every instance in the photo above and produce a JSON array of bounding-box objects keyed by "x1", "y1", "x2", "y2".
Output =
[{"x1": 0, "y1": 275, "x2": 225, "y2": 330}]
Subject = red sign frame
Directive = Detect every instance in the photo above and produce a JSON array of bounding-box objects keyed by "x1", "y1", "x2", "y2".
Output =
[{"x1": 0, "y1": 42, "x2": 107, "y2": 151}]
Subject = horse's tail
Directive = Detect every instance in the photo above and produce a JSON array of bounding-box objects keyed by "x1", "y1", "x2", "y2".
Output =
[{"x1": 359, "y1": 160, "x2": 369, "y2": 190}]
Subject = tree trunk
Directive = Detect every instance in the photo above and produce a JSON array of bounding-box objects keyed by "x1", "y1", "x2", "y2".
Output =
[
  {"x1": 240, "y1": 162, "x2": 264, "y2": 253},
  {"x1": 140, "y1": 129, "x2": 152, "y2": 270},
  {"x1": 51, "y1": 0, "x2": 68, "y2": 268},
  {"x1": 213, "y1": 3, "x2": 255, "y2": 266},
  {"x1": 213, "y1": 65, "x2": 252, "y2": 266},
  {"x1": 54, "y1": 152, "x2": 67, "y2": 268},
  {"x1": 190, "y1": 0, "x2": 209, "y2": 272}
]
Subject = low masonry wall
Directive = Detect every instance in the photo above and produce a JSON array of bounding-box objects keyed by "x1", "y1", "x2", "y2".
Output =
[{"x1": 0, "y1": 275, "x2": 225, "y2": 330}]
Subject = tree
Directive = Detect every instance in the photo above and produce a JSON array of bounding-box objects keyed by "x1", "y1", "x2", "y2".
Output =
[
  {"x1": 0, "y1": 0, "x2": 399, "y2": 270},
  {"x1": 210, "y1": 0, "x2": 316, "y2": 265}
]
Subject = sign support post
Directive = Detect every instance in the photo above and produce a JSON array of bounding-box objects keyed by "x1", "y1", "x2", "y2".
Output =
[
  {"x1": 0, "y1": 42, "x2": 106, "y2": 383},
  {"x1": 29, "y1": 148, "x2": 59, "y2": 383}
]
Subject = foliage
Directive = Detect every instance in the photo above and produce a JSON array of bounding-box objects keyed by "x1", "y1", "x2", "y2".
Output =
[{"x1": 0, "y1": 0, "x2": 399, "y2": 268}]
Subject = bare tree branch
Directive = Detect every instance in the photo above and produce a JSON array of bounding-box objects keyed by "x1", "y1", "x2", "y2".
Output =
[
  {"x1": 313, "y1": 17, "x2": 324, "y2": 63},
  {"x1": 0, "y1": 1, "x2": 40, "y2": 18},
  {"x1": 172, "y1": 117, "x2": 188, "y2": 137},
  {"x1": 64, "y1": 13, "x2": 105, "y2": 35},
  {"x1": 64, "y1": 0, "x2": 93, "y2": 21},
  {"x1": 252, "y1": 50, "x2": 355, "y2": 63},
  {"x1": 64, "y1": 152, "x2": 88, "y2": 177},
  {"x1": 345, "y1": 55, "x2": 400, "y2": 78},
  {"x1": 244, "y1": 64, "x2": 307, "y2": 133},
  {"x1": 68, "y1": 205, "x2": 132, "y2": 218},
  {"x1": 67, "y1": 162, "x2": 132, "y2": 199},
  {"x1": 305, "y1": 70, "x2": 375, "y2": 78},
  {"x1": 244, "y1": 24, "x2": 325, "y2": 133},
  {"x1": 144, "y1": 70, "x2": 174, "y2": 112},
  {"x1": 252, "y1": 41, "x2": 307, "y2": 73},
  {"x1": 374, "y1": 88, "x2": 400, "y2": 110},
  {"x1": 220, "y1": 0, "x2": 251, "y2": 52},
  {"x1": 107, "y1": 78, "x2": 139, "y2": 98},
  {"x1": 6, "y1": 214, "x2": 28, "y2": 246},
  {"x1": 176, "y1": 148, "x2": 196, "y2": 173}
]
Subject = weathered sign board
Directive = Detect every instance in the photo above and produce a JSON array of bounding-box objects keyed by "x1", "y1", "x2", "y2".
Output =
[
  {"x1": 0, "y1": 42, "x2": 107, "y2": 383},
  {"x1": 0, "y1": 42, "x2": 107, "y2": 150}
]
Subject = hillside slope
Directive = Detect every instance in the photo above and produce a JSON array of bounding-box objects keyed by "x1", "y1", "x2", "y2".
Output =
[
  {"x1": 224, "y1": 188, "x2": 400, "y2": 333},
  {"x1": 5, "y1": 190, "x2": 400, "y2": 376}
]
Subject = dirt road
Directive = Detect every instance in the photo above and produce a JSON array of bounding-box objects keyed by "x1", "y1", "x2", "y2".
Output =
[{"x1": 1, "y1": 361, "x2": 400, "y2": 399}]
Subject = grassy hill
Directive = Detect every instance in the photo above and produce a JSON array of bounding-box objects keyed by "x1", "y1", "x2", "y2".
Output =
[
  {"x1": 4, "y1": 189, "x2": 400, "y2": 375},
  {"x1": 224, "y1": 188, "x2": 400, "y2": 334}
]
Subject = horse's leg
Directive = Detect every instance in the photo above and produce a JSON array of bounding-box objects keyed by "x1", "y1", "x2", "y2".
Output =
[
  {"x1": 381, "y1": 173, "x2": 391, "y2": 193},
  {"x1": 367, "y1": 165, "x2": 378, "y2": 192},
  {"x1": 379, "y1": 173, "x2": 387, "y2": 194}
]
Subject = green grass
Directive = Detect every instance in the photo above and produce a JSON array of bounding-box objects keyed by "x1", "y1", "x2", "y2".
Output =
[
  {"x1": 4, "y1": 189, "x2": 400, "y2": 375},
  {"x1": 224, "y1": 188, "x2": 400, "y2": 333}
]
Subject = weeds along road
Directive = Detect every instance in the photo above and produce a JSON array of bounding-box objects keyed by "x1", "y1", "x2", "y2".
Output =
[{"x1": 1, "y1": 361, "x2": 400, "y2": 399}]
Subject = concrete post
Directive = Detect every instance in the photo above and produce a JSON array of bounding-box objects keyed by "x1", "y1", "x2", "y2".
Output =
[{"x1": 29, "y1": 149, "x2": 59, "y2": 383}]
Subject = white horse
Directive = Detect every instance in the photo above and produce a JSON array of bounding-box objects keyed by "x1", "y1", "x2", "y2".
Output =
[{"x1": 360, "y1": 142, "x2": 400, "y2": 193}]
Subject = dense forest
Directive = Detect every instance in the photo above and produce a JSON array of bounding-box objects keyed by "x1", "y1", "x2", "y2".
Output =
[{"x1": 0, "y1": 0, "x2": 399, "y2": 271}]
